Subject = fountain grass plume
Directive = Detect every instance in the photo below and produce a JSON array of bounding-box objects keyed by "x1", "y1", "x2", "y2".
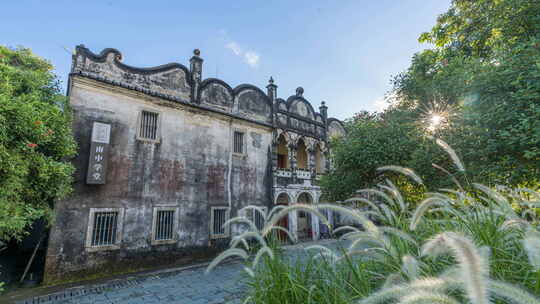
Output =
[
  {"x1": 334, "y1": 225, "x2": 361, "y2": 234},
  {"x1": 432, "y1": 163, "x2": 464, "y2": 191},
  {"x1": 316, "y1": 203, "x2": 380, "y2": 236},
  {"x1": 435, "y1": 138, "x2": 465, "y2": 172},
  {"x1": 252, "y1": 246, "x2": 274, "y2": 269},
  {"x1": 239, "y1": 205, "x2": 268, "y2": 220},
  {"x1": 523, "y1": 229, "x2": 540, "y2": 271},
  {"x1": 206, "y1": 248, "x2": 249, "y2": 274},
  {"x1": 378, "y1": 184, "x2": 406, "y2": 212},
  {"x1": 377, "y1": 165, "x2": 424, "y2": 185},
  {"x1": 473, "y1": 183, "x2": 516, "y2": 216},
  {"x1": 262, "y1": 204, "x2": 330, "y2": 237},
  {"x1": 378, "y1": 204, "x2": 397, "y2": 224},
  {"x1": 223, "y1": 216, "x2": 259, "y2": 234},
  {"x1": 230, "y1": 231, "x2": 267, "y2": 248},
  {"x1": 344, "y1": 197, "x2": 382, "y2": 213},
  {"x1": 385, "y1": 179, "x2": 406, "y2": 210},
  {"x1": 358, "y1": 277, "x2": 458, "y2": 304},
  {"x1": 410, "y1": 196, "x2": 452, "y2": 231},
  {"x1": 421, "y1": 232, "x2": 489, "y2": 304},
  {"x1": 357, "y1": 189, "x2": 399, "y2": 211},
  {"x1": 267, "y1": 225, "x2": 297, "y2": 243},
  {"x1": 379, "y1": 227, "x2": 418, "y2": 246},
  {"x1": 487, "y1": 280, "x2": 540, "y2": 304},
  {"x1": 401, "y1": 255, "x2": 419, "y2": 280},
  {"x1": 398, "y1": 290, "x2": 461, "y2": 304}
]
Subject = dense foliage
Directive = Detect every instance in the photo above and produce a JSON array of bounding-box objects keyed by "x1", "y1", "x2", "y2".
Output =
[
  {"x1": 321, "y1": 0, "x2": 540, "y2": 200},
  {"x1": 0, "y1": 46, "x2": 76, "y2": 241},
  {"x1": 207, "y1": 147, "x2": 540, "y2": 303}
]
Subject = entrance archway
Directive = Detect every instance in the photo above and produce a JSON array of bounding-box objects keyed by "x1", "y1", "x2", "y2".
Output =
[
  {"x1": 275, "y1": 192, "x2": 290, "y2": 242},
  {"x1": 296, "y1": 192, "x2": 313, "y2": 240}
]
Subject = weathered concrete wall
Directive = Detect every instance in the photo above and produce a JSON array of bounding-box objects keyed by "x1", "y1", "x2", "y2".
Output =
[{"x1": 44, "y1": 77, "x2": 273, "y2": 284}]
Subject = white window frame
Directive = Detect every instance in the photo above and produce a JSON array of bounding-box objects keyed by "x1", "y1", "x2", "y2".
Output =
[
  {"x1": 151, "y1": 206, "x2": 179, "y2": 245},
  {"x1": 136, "y1": 108, "x2": 161, "y2": 143},
  {"x1": 210, "y1": 206, "x2": 230, "y2": 239},
  {"x1": 85, "y1": 207, "x2": 124, "y2": 252},
  {"x1": 232, "y1": 128, "x2": 247, "y2": 157}
]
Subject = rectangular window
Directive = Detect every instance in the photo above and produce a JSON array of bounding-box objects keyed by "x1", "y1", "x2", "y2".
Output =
[
  {"x1": 151, "y1": 207, "x2": 178, "y2": 245},
  {"x1": 139, "y1": 111, "x2": 159, "y2": 140},
  {"x1": 155, "y1": 210, "x2": 174, "y2": 241},
  {"x1": 211, "y1": 207, "x2": 230, "y2": 238},
  {"x1": 233, "y1": 131, "x2": 244, "y2": 154},
  {"x1": 91, "y1": 211, "x2": 118, "y2": 246}
]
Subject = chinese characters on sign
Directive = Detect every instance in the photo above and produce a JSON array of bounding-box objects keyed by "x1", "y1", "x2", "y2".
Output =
[{"x1": 86, "y1": 122, "x2": 111, "y2": 184}]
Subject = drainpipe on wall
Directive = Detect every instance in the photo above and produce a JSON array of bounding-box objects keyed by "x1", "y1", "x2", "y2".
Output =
[{"x1": 227, "y1": 118, "x2": 233, "y2": 210}]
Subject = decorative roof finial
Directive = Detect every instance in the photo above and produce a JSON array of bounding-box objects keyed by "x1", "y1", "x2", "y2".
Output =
[
  {"x1": 269, "y1": 76, "x2": 274, "y2": 84},
  {"x1": 193, "y1": 49, "x2": 201, "y2": 56},
  {"x1": 296, "y1": 87, "x2": 304, "y2": 97},
  {"x1": 321, "y1": 101, "x2": 326, "y2": 107}
]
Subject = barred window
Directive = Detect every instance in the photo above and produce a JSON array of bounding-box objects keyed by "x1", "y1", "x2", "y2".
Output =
[
  {"x1": 233, "y1": 131, "x2": 244, "y2": 154},
  {"x1": 211, "y1": 207, "x2": 229, "y2": 238},
  {"x1": 254, "y1": 208, "x2": 266, "y2": 231},
  {"x1": 139, "y1": 111, "x2": 159, "y2": 140},
  {"x1": 91, "y1": 211, "x2": 118, "y2": 246},
  {"x1": 154, "y1": 210, "x2": 175, "y2": 241}
]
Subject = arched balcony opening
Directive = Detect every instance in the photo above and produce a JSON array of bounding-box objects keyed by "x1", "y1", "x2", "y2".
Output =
[
  {"x1": 315, "y1": 143, "x2": 325, "y2": 174},
  {"x1": 276, "y1": 134, "x2": 289, "y2": 169},
  {"x1": 296, "y1": 139, "x2": 308, "y2": 170}
]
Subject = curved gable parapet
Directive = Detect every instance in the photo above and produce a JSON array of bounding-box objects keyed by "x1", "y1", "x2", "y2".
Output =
[
  {"x1": 276, "y1": 98, "x2": 288, "y2": 111},
  {"x1": 199, "y1": 78, "x2": 234, "y2": 112},
  {"x1": 72, "y1": 45, "x2": 192, "y2": 102},
  {"x1": 233, "y1": 84, "x2": 273, "y2": 124},
  {"x1": 327, "y1": 118, "x2": 346, "y2": 138},
  {"x1": 314, "y1": 113, "x2": 324, "y2": 123},
  {"x1": 285, "y1": 95, "x2": 316, "y2": 121}
]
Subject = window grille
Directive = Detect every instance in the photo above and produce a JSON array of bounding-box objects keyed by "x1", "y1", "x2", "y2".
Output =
[
  {"x1": 155, "y1": 210, "x2": 175, "y2": 241},
  {"x1": 139, "y1": 111, "x2": 159, "y2": 140},
  {"x1": 254, "y1": 209, "x2": 265, "y2": 231},
  {"x1": 233, "y1": 131, "x2": 244, "y2": 154},
  {"x1": 211, "y1": 208, "x2": 229, "y2": 238},
  {"x1": 91, "y1": 211, "x2": 118, "y2": 246}
]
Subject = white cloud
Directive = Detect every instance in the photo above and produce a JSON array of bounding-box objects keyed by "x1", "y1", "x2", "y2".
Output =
[
  {"x1": 223, "y1": 36, "x2": 260, "y2": 68},
  {"x1": 225, "y1": 42, "x2": 242, "y2": 56},
  {"x1": 243, "y1": 51, "x2": 260, "y2": 68}
]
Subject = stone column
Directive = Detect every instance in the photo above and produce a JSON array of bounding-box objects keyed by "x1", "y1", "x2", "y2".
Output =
[
  {"x1": 288, "y1": 143, "x2": 297, "y2": 184},
  {"x1": 307, "y1": 146, "x2": 316, "y2": 179}
]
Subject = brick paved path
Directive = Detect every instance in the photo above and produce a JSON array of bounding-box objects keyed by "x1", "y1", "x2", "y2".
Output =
[{"x1": 20, "y1": 239, "x2": 341, "y2": 304}]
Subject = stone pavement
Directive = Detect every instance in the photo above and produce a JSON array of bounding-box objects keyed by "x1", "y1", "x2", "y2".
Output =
[{"x1": 13, "y1": 239, "x2": 342, "y2": 304}]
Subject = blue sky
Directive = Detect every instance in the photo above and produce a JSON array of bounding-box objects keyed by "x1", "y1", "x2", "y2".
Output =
[{"x1": 1, "y1": 0, "x2": 450, "y2": 120}]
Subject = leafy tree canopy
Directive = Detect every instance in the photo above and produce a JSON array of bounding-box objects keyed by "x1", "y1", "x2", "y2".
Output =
[
  {"x1": 0, "y1": 46, "x2": 76, "y2": 241},
  {"x1": 323, "y1": 0, "x2": 540, "y2": 200}
]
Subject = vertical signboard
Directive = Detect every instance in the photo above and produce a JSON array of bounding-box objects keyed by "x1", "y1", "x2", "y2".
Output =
[{"x1": 86, "y1": 122, "x2": 111, "y2": 184}]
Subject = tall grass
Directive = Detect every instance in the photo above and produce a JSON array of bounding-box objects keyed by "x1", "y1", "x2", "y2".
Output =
[{"x1": 206, "y1": 140, "x2": 540, "y2": 303}]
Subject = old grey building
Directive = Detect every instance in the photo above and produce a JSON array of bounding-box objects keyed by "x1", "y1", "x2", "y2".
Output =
[{"x1": 44, "y1": 46, "x2": 345, "y2": 283}]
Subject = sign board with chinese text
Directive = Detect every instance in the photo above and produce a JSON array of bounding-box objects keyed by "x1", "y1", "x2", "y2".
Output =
[{"x1": 86, "y1": 122, "x2": 111, "y2": 184}]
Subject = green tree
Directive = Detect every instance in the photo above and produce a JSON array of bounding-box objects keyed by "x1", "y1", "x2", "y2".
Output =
[
  {"x1": 323, "y1": 0, "x2": 540, "y2": 200},
  {"x1": 0, "y1": 46, "x2": 76, "y2": 241}
]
